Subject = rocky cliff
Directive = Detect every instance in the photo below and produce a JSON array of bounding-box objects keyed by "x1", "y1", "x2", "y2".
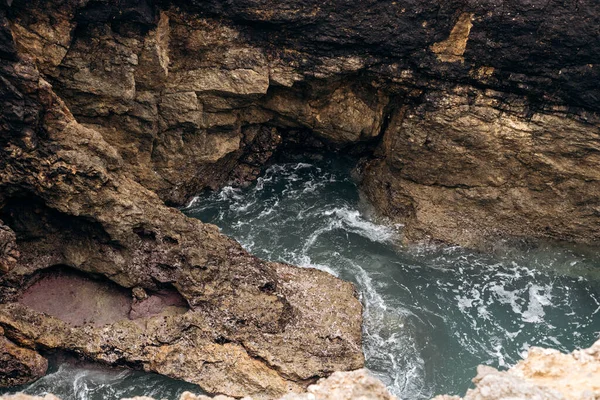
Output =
[
  {"x1": 4, "y1": 0, "x2": 600, "y2": 248},
  {"x1": 1, "y1": 0, "x2": 600, "y2": 397},
  {"x1": 0, "y1": 1, "x2": 366, "y2": 397}
]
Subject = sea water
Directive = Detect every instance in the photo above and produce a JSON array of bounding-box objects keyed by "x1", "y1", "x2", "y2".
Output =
[
  {"x1": 183, "y1": 157, "x2": 600, "y2": 398},
  {"x1": 4, "y1": 157, "x2": 599, "y2": 399}
]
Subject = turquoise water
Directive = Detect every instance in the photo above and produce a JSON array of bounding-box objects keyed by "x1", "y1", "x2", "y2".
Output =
[
  {"x1": 3, "y1": 157, "x2": 599, "y2": 399},
  {"x1": 183, "y1": 157, "x2": 600, "y2": 399}
]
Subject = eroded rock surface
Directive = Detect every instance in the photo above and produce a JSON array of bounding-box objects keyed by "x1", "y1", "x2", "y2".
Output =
[
  {"x1": 362, "y1": 87, "x2": 600, "y2": 248},
  {"x1": 3, "y1": 0, "x2": 599, "y2": 248},
  {"x1": 0, "y1": 2, "x2": 363, "y2": 397}
]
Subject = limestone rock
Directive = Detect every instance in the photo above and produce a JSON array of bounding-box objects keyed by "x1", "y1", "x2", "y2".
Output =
[
  {"x1": 0, "y1": 11, "x2": 363, "y2": 399},
  {"x1": 265, "y1": 84, "x2": 388, "y2": 144},
  {"x1": 166, "y1": 68, "x2": 269, "y2": 96},
  {"x1": 7, "y1": 2, "x2": 76, "y2": 76},
  {"x1": 135, "y1": 12, "x2": 170, "y2": 90},
  {"x1": 280, "y1": 369, "x2": 398, "y2": 400},
  {"x1": 2, "y1": 0, "x2": 600, "y2": 396},
  {"x1": 432, "y1": 339, "x2": 600, "y2": 400},
  {"x1": 362, "y1": 87, "x2": 600, "y2": 248},
  {"x1": 5, "y1": 0, "x2": 600, "y2": 248}
]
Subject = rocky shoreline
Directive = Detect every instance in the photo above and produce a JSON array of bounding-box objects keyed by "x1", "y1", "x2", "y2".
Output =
[{"x1": 1, "y1": 0, "x2": 600, "y2": 398}]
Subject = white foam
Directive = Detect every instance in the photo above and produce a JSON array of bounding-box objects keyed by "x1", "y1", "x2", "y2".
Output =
[
  {"x1": 522, "y1": 285, "x2": 552, "y2": 323},
  {"x1": 321, "y1": 207, "x2": 396, "y2": 243}
]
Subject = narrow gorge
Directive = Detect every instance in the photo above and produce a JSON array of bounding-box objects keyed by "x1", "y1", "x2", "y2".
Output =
[{"x1": 1, "y1": 0, "x2": 599, "y2": 399}]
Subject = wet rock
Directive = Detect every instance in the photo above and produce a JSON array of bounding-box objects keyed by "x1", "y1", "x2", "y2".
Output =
[
  {"x1": 265, "y1": 84, "x2": 388, "y2": 144},
  {"x1": 2, "y1": 0, "x2": 600, "y2": 396},
  {"x1": 180, "y1": 369, "x2": 398, "y2": 400},
  {"x1": 0, "y1": 332, "x2": 48, "y2": 388},
  {"x1": 2, "y1": 0, "x2": 597, "y2": 247},
  {"x1": 5, "y1": 0, "x2": 599, "y2": 248},
  {"x1": 279, "y1": 369, "x2": 398, "y2": 400}
]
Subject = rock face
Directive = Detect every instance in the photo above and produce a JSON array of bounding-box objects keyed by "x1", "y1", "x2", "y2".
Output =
[
  {"x1": 3, "y1": 0, "x2": 600, "y2": 248},
  {"x1": 2, "y1": 0, "x2": 600, "y2": 396},
  {"x1": 362, "y1": 87, "x2": 600, "y2": 248},
  {"x1": 0, "y1": 1, "x2": 364, "y2": 397},
  {"x1": 432, "y1": 339, "x2": 600, "y2": 400}
]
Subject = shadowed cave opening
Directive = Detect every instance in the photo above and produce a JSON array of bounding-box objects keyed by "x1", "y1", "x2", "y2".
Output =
[{"x1": 17, "y1": 265, "x2": 189, "y2": 327}]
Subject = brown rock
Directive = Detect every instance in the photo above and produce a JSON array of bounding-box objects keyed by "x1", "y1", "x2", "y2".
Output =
[
  {"x1": 0, "y1": 335, "x2": 48, "y2": 388},
  {"x1": 265, "y1": 84, "x2": 388, "y2": 144},
  {"x1": 0, "y1": 11, "x2": 363, "y2": 399},
  {"x1": 2, "y1": 0, "x2": 600, "y2": 251},
  {"x1": 280, "y1": 369, "x2": 398, "y2": 400},
  {"x1": 3, "y1": 1, "x2": 600, "y2": 397},
  {"x1": 0, "y1": 222, "x2": 19, "y2": 274},
  {"x1": 362, "y1": 87, "x2": 600, "y2": 248}
]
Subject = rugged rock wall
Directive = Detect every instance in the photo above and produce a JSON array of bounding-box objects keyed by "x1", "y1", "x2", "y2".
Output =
[
  {"x1": 4, "y1": 0, "x2": 600, "y2": 248},
  {"x1": 0, "y1": 327, "x2": 47, "y2": 388}
]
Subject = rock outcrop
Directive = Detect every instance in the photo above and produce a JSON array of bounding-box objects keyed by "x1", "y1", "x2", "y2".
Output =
[
  {"x1": 362, "y1": 87, "x2": 600, "y2": 248},
  {"x1": 0, "y1": 328, "x2": 48, "y2": 388},
  {"x1": 433, "y1": 338, "x2": 600, "y2": 400}
]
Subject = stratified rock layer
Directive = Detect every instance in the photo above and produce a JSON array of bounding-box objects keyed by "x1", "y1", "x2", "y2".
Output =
[
  {"x1": 362, "y1": 87, "x2": 600, "y2": 248},
  {"x1": 4, "y1": 0, "x2": 600, "y2": 248},
  {"x1": 0, "y1": 329, "x2": 48, "y2": 388}
]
